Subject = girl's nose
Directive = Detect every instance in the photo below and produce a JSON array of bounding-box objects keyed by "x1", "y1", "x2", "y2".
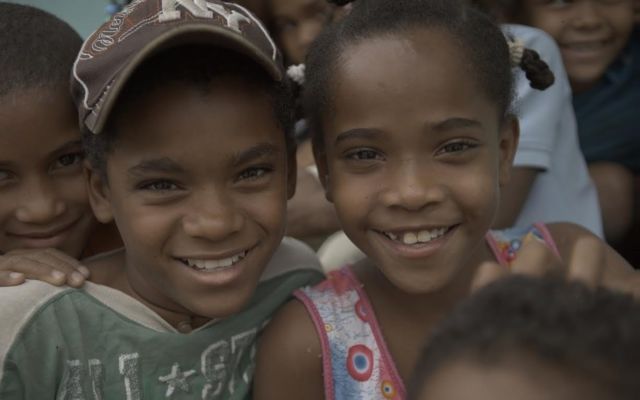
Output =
[{"x1": 380, "y1": 161, "x2": 446, "y2": 211}]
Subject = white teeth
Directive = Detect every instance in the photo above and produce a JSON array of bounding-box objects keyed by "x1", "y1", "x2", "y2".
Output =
[
  {"x1": 385, "y1": 228, "x2": 449, "y2": 245},
  {"x1": 402, "y1": 232, "x2": 418, "y2": 245},
  {"x1": 417, "y1": 230, "x2": 431, "y2": 242},
  {"x1": 184, "y1": 251, "x2": 246, "y2": 271}
]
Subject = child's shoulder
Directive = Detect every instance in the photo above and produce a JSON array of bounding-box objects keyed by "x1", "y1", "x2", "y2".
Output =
[
  {"x1": 260, "y1": 236, "x2": 324, "y2": 282},
  {"x1": 0, "y1": 281, "x2": 75, "y2": 380},
  {"x1": 254, "y1": 298, "x2": 324, "y2": 400},
  {"x1": 0, "y1": 280, "x2": 72, "y2": 335}
]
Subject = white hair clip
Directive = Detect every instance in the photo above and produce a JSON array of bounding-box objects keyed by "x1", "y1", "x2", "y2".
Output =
[
  {"x1": 287, "y1": 64, "x2": 306, "y2": 86},
  {"x1": 508, "y1": 38, "x2": 525, "y2": 67}
]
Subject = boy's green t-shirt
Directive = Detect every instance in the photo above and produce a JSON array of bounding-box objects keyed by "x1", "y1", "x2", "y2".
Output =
[{"x1": 0, "y1": 238, "x2": 323, "y2": 399}]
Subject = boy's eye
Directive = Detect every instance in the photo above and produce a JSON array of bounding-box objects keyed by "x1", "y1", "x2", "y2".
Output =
[
  {"x1": 346, "y1": 149, "x2": 383, "y2": 161},
  {"x1": 52, "y1": 152, "x2": 84, "y2": 170},
  {"x1": 436, "y1": 141, "x2": 478, "y2": 155},
  {"x1": 237, "y1": 167, "x2": 272, "y2": 182},
  {"x1": 139, "y1": 180, "x2": 180, "y2": 192}
]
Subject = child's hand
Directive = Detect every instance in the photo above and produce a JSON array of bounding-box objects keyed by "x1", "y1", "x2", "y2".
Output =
[
  {"x1": 0, "y1": 249, "x2": 90, "y2": 288},
  {"x1": 472, "y1": 235, "x2": 640, "y2": 297}
]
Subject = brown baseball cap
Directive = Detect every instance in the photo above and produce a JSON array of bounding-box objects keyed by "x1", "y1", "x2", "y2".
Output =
[{"x1": 72, "y1": 0, "x2": 283, "y2": 134}]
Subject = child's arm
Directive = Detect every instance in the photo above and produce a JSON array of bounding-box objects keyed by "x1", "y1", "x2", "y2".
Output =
[
  {"x1": 474, "y1": 222, "x2": 638, "y2": 296},
  {"x1": 546, "y1": 222, "x2": 638, "y2": 294},
  {"x1": 0, "y1": 248, "x2": 89, "y2": 287},
  {"x1": 254, "y1": 300, "x2": 325, "y2": 400}
]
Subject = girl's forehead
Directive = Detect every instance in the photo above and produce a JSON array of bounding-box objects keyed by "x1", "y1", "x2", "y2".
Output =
[
  {"x1": 338, "y1": 28, "x2": 470, "y2": 86},
  {"x1": 334, "y1": 31, "x2": 480, "y2": 102},
  {"x1": 324, "y1": 29, "x2": 501, "y2": 137}
]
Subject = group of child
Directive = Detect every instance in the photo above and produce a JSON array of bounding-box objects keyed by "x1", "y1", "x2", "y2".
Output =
[{"x1": 0, "y1": 0, "x2": 639, "y2": 399}]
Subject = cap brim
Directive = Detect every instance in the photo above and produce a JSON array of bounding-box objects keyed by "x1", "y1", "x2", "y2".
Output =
[{"x1": 91, "y1": 24, "x2": 282, "y2": 134}]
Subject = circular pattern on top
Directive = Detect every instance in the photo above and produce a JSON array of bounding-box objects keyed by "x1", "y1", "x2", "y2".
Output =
[{"x1": 347, "y1": 344, "x2": 374, "y2": 381}]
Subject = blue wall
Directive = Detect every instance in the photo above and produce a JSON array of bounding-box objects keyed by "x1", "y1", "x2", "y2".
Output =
[{"x1": 5, "y1": 0, "x2": 106, "y2": 38}]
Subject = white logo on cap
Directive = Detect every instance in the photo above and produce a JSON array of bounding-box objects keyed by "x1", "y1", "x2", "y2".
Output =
[
  {"x1": 160, "y1": 0, "x2": 251, "y2": 33},
  {"x1": 206, "y1": 3, "x2": 251, "y2": 33},
  {"x1": 160, "y1": 0, "x2": 213, "y2": 21}
]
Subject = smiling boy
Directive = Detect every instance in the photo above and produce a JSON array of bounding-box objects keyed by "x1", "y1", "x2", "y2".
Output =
[
  {"x1": 0, "y1": 3, "x2": 122, "y2": 286},
  {"x1": 0, "y1": 1, "x2": 321, "y2": 398}
]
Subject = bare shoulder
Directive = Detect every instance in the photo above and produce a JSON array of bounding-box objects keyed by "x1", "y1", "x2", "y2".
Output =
[
  {"x1": 545, "y1": 222, "x2": 633, "y2": 272},
  {"x1": 254, "y1": 299, "x2": 325, "y2": 400}
]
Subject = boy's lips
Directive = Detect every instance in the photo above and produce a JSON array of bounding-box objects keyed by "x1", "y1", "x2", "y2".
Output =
[
  {"x1": 177, "y1": 250, "x2": 248, "y2": 272},
  {"x1": 173, "y1": 245, "x2": 257, "y2": 286},
  {"x1": 372, "y1": 224, "x2": 458, "y2": 260}
]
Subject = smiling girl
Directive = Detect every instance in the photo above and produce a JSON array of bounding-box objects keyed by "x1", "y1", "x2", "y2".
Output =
[{"x1": 253, "y1": 1, "x2": 638, "y2": 399}]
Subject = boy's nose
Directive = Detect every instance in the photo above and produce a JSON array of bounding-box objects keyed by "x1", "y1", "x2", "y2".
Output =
[
  {"x1": 381, "y1": 161, "x2": 446, "y2": 211},
  {"x1": 181, "y1": 190, "x2": 244, "y2": 241},
  {"x1": 15, "y1": 180, "x2": 66, "y2": 224}
]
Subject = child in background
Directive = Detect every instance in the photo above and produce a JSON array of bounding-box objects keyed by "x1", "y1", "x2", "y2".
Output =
[
  {"x1": 485, "y1": 0, "x2": 638, "y2": 243},
  {"x1": 253, "y1": 1, "x2": 638, "y2": 398},
  {"x1": 0, "y1": 1, "x2": 322, "y2": 398},
  {"x1": 0, "y1": 3, "x2": 121, "y2": 286},
  {"x1": 266, "y1": 0, "x2": 351, "y2": 242},
  {"x1": 409, "y1": 275, "x2": 640, "y2": 400}
]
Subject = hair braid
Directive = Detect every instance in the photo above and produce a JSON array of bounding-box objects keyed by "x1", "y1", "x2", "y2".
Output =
[{"x1": 519, "y1": 48, "x2": 555, "y2": 90}]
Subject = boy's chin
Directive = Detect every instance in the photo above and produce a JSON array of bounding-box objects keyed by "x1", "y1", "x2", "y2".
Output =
[{"x1": 183, "y1": 279, "x2": 261, "y2": 321}]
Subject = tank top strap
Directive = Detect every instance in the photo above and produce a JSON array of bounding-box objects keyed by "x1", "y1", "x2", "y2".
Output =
[
  {"x1": 486, "y1": 222, "x2": 561, "y2": 267},
  {"x1": 294, "y1": 266, "x2": 405, "y2": 399}
]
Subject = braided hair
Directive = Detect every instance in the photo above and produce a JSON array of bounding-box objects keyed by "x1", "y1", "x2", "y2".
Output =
[{"x1": 302, "y1": 0, "x2": 554, "y2": 150}]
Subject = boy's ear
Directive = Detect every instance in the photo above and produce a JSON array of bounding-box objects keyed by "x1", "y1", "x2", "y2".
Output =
[
  {"x1": 312, "y1": 141, "x2": 333, "y2": 203},
  {"x1": 498, "y1": 115, "x2": 520, "y2": 187},
  {"x1": 83, "y1": 161, "x2": 114, "y2": 224}
]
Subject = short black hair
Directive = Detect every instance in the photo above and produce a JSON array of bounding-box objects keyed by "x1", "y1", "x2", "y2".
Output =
[
  {"x1": 304, "y1": 0, "x2": 513, "y2": 152},
  {"x1": 0, "y1": 3, "x2": 82, "y2": 96},
  {"x1": 83, "y1": 45, "x2": 295, "y2": 175},
  {"x1": 408, "y1": 276, "x2": 640, "y2": 400}
]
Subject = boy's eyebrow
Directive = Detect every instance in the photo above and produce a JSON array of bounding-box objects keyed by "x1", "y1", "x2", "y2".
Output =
[
  {"x1": 232, "y1": 143, "x2": 280, "y2": 166},
  {"x1": 335, "y1": 128, "x2": 384, "y2": 145},
  {"x1": 429, "y1": 118, "x2": 483, "y2": 132},
  {"x1": 128, "y1": 157, "x2": 185, "y2": 176}
]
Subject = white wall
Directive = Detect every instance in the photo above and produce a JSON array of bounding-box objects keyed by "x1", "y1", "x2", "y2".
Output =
[{"x1": 5, "y1": 0, "x2": 106, "y2": 38}]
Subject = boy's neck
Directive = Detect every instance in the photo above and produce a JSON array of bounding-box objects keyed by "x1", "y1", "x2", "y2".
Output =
[{"x1": 86, "y1": 249, "x2": 213, "y2": 331}]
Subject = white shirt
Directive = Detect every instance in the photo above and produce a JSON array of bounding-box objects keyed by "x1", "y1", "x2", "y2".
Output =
[{"x1": 506, "y1": 24, "x2": 603, "y2": 237}]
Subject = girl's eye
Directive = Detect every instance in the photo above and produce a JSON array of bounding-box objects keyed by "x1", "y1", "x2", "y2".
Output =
[
  {"x1": 52, "y1": 152, "x2": 84, "y2": 170},
  {"x1": 237, "y1": 167, "x2": 271, "y2": 182},
  {"x1": 544, "y1": 0, "x2": 571, "y2": 7},
  {"x1": 346, "y1": 149, "x2": 383, "y2": 161},
  {"x1": 0, "y1": 170, "x2": 11, "y2": 182},
  {"x1": 437, "y1": 141, "x2": 477, "y2": 155},
  {"x1": 139, "y1": 180, "x2": 180, "y2": 192}
]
